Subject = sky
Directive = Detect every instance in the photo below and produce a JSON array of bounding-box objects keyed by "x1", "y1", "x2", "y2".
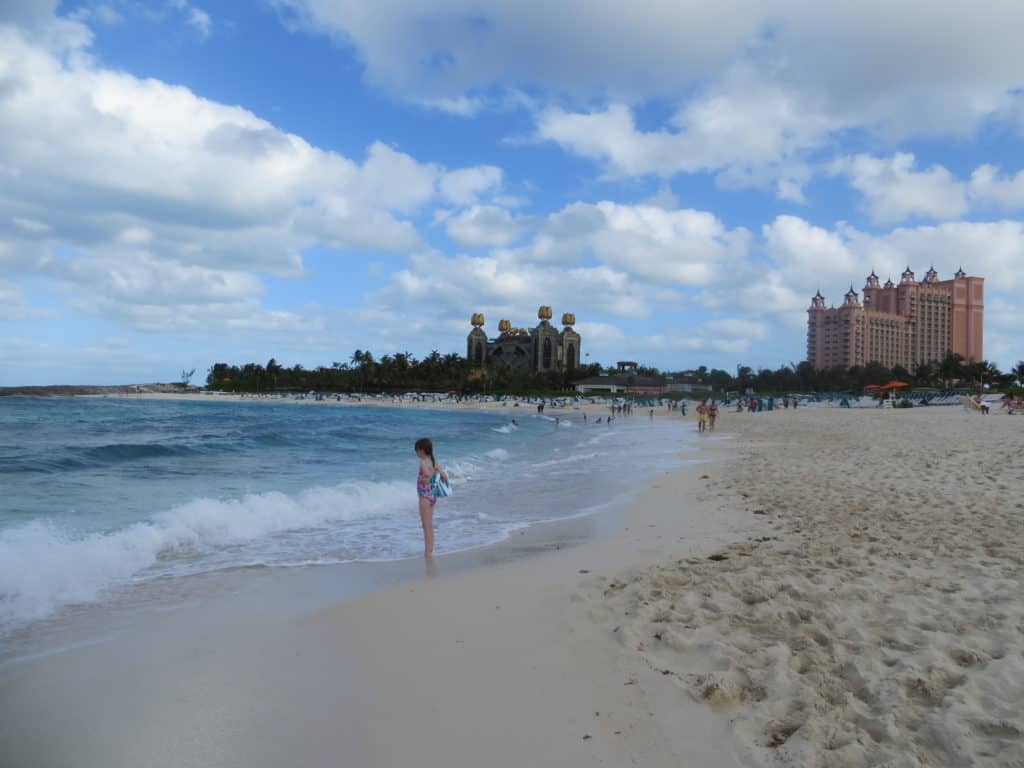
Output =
[{"x1": 1, "y1": 0, "x2": 1023, "y2": 385}]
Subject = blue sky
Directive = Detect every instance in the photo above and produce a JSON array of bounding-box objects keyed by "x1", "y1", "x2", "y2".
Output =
[{"x1": 1, "y1": 1, "x2": 1023, "y2": 385}]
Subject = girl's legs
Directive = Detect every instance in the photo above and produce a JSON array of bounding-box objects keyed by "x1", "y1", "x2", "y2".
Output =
[{"x1": 419, "y1": 497, "x2": 435, "y2": 556}]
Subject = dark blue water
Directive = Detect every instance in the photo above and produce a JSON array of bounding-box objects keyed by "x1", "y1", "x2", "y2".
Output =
[{"x1": 0, "y1": 396, "x2": 692, "y2": 631}]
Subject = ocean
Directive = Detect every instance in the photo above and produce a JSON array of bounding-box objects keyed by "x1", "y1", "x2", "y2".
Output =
[{"x1": 0, "y1": 396, "x2": 694, "y2": 641}]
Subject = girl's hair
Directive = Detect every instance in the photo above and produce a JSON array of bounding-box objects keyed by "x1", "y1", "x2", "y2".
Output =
[{"x1": 414, "y1": 437, "x2": 436, "y2": 468}]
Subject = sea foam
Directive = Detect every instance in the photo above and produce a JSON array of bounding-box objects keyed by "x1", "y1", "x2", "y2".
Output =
[{"x1": 0, "y1": 479, "x2": 409, "y2": 627}]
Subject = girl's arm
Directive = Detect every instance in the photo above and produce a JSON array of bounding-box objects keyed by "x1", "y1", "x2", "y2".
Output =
[{"x1": 439, "y1": 464, "x2": 449, "y2": 482}]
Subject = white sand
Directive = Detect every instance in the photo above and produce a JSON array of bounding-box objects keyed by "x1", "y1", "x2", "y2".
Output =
[{"x1": 596, "y1": 407, "x2": 1024, "y2": 767}]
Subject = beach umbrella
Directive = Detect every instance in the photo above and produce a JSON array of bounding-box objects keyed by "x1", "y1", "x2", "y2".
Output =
[
  {"x1": 864, "y1": 384, "x2": 881, "y2": 390},
  {"x1": 882, "y1": 380, "x2": 909, "y2": 389}
]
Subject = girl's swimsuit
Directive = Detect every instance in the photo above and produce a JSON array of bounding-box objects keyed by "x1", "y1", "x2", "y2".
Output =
[{"x1": 417, "y1": 467, "x2": 437, "y2": 504}]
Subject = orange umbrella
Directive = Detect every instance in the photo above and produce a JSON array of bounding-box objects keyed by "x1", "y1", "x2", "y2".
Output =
[
  {"x1": 881, "y1": 380, "x2": 909, "y2": 389},
  {"x1": 864, "y1": 384, "x2": 881, "y2": 390}
]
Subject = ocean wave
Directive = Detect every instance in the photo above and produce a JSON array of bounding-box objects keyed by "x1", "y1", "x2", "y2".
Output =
[
  {"x1": 0, "y1": 479, "x2": 411, "y2": 627},
  {"x1": 83, "y1": 442, "x2": 199, "y2": 463},
  {"x1": 529, "y1": 451, "x2": 598, "y2": 469},
  {"x1": 0, "y1": 442, "x2": 202, "y2": 474},
  {"x1": 491, "y1": 424, "x2": 517, "y2": 434},
  {"x1": 485, "y1": 448, "x2": 510, "y2": 460}
]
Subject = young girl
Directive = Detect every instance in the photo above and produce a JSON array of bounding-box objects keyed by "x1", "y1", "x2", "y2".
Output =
[{"x1": 415, "y1": 438, "x2": 448, "y2": 557}]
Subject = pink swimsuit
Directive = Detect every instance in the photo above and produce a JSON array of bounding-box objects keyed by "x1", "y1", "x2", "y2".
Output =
[{"x1": 417, "y1": 466, "x2": 436, "y2": 504}]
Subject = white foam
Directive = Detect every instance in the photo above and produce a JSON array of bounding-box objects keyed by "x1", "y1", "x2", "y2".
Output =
[
  {"x1": 529, "y1": 451, "x2": 598, "y2": 469},
  {"x1": 485, "y1": 448, "x2": 510, "y2": 460},
  {"x1": 491, "y1": 424, "x2": 517, "y2": 434},
  {"x1": 0, "y1": 479, "x2": 410, "y2": 627}
]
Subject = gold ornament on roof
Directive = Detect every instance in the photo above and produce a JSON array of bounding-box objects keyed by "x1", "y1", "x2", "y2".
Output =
[
  {"x1": 538, "y1": 305, "x2": 553, "y2": 320},
  {"x1": 498, "y1": 319, "x2": 512, "y2": 333},
  {"x1": 561, "y1": 312, "x2": 576, "y2": 327},
  {"x1": 471, "y1": 313, "x2": 485, "y2": 327}
]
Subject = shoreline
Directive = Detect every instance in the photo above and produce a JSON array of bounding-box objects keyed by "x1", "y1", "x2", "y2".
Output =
[
  {"x1": 0, "y1": 421, "x2": 759, "y2": 768},
  {"x1": 74, "y1": 390, "x2": 648, "y2": 416}
]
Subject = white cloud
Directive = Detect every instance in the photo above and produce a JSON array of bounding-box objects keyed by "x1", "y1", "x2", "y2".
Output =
[
  {"x1": 574, "y1": 321, "x2": 625, "y2": 348},
  {"x1": 641, "y1": 185, "x2": 679, "y2": 210},
  {"x1": 374, "y1": 249, "x2": 672, "y2": 329},
  {"x1": 0, "y1": 22, "x2": 504, "y2": 334},
  {"x1": 186, "y1": 7, "x2": 212, "y2": 40},
  {"x1": 501, "y1": 201, "x2": 750, "y2": 285},
  {"x1": 170, "y1": 0, "x2": 212, "y2": 40},
  {"x1": 275, "y1": 0, "x2": 764, "y2": 105},
  {"x1": 69, "y1": 4, "x2": 124, "y2": 27},
  {"x1": 12, "y1": 217, "x2": 51, "y2": 234},
  {"x1": 438, "y1": 165, "x2": 503, "y2": 206},
  {"x1": 969, "y1": 164, "x2": 1024, "y2": 210},
  {"x1": 536, "y1": 73, "x2": 835, "y2": 195},
  {"x1": 0, "y1": 279, "x2": 30, "y2": 320},
  {"x1": 445, "y1": 205, "x2": 532, "y2": 247},
  {"x1": 829, "y1": 153, "x2": 967, "y2": 224},
  {"x1": 280, "y1": 1, "x2": 1024, "y2": 195},
  {"x1": 764, "y1": 215, "x2": 1024, "y2": 302},
  {"x1": 763, "y1": 216, "x2": 861, "y2": 290},
  {"x1": 56, "y1": 253, "x2": 264, "y2": 305}
]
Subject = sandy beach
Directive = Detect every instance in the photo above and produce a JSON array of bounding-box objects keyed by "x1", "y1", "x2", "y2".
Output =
[
  {"x1": 2, "y1": 404, "x2": 1022, "y2": 767},
  {"x1": 598, "y1": 406, "x2": 1024, "y2": 767}
]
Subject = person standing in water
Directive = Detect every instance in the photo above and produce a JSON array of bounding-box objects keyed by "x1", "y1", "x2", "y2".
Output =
[{"x1": 415, "y1": 438, "x2": 448, "y2": 557}]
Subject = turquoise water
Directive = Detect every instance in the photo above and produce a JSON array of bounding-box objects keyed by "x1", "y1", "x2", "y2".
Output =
[{"x1": 0, "y1": 397, "x2": 693, "y2": 632}]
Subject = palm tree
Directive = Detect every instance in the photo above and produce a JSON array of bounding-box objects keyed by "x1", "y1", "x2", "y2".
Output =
[
  {"x1": 1014, "y1": 361, "x2": 1024, "y2": 388},
  {"x1": 939, "y1": 353, "x2": 965, "y2": 389}
]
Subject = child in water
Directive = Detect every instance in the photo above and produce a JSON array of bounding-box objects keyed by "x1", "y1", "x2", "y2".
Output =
[{"x1": 415, "y1": 438, "x2": 448, "y2": 557}]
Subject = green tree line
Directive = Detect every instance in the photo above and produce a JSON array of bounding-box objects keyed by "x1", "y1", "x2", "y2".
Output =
[
  {"x1": 206, "y1": 351, "x2": 1024, "y2": 396},
  {"x1": 206, "y1": 350, "x2": 603, "y2": 394},
  {"x1": 674, "y1": 354, "x2": 1022, "y2": 395}
]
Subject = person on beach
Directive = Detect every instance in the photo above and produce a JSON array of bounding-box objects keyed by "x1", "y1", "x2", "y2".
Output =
[
  {"x1": 696, "y1": 400, "x2": 708, "y2": 433},
  {"x1": 708, "y1": 401, "x2": 718, "y2": 431},
  {"x1": 415, "y1": 438, "x2": 448, "y2": 557}
]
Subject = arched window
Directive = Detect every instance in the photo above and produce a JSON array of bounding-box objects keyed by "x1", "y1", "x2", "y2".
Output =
[
  {"x1": 474, "y1": 342, "x2": 484, "y2": 365},
  {"x1": 542, "y1": 337, "x2": 552, "y2": 369},
  {"x1": 566, "y1": 343, "x2": 576, "y2": 370}
]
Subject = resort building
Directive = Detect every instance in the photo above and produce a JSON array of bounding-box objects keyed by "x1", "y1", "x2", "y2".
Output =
[
  {"x1": 466, "y1": 307, "x2": 581, "y2": 372},
  {"x1": 807, "y1": 267, "x2": 984, "y2": 370},
  {"x1": 574, "y1": 361, "x2": 669, "y2": 395}
]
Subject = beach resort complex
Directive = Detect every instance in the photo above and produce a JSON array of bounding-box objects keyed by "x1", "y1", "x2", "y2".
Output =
[
  {"x1": 807, "y1": 267, "x2": 984, "y2": 370},
  {"x1": 466, "y1": 307, "x2": 581, "y2": 372},
  {"x1": 6, "y1": 3, "x2": 1024, "y2": 768}
]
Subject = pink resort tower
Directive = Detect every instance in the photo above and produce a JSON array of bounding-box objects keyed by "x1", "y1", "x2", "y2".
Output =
[{"x1": 807, "y1": 267, "x2": 984, "y2": 370}]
